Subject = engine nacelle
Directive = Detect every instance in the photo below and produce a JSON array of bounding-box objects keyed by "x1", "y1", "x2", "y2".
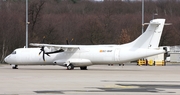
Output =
[
  {"x1": 53, "y1": 60, "x2": 66, "y2": 66},
  {"x1": 68, "y1": 59, "x2": 92, "y2": 67},
  {"x1": 53, "y1": 59, "x2": 92, "y2": 67}
]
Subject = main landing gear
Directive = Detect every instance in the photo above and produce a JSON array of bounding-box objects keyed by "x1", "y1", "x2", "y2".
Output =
[
  {"x1": 119, "y1": 63, "x2": 124, "y2": 66},
  {"x1": 80, "y1": 66, "x2": 87, "y2": 70},
  {"x1": 66, "y1": 64, "x2": 87, "y2": 70},
  {"x1": 67, "y1": 64, "x2": 74, "y2": 70},
  {"x1": 11, "y1": 64, "x2": 18, "y2": 69}
]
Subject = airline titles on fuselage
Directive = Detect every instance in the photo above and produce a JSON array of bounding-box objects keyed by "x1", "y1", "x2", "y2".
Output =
[{"x1": 99, "y1": 50, "x2": 113, "y2": 53}]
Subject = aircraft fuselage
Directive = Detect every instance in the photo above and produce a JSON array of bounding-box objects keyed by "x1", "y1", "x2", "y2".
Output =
[{"x1": 5, "y1": 45, "x2": 165, "y2": 67}]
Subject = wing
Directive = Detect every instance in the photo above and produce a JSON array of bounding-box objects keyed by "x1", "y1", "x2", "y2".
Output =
[
  {"x1": 30, "y1": 43, "x2": 80, "y2": 50},
  {"x1": 30, "y1": 43, "x2": 80, "y2": 61}
]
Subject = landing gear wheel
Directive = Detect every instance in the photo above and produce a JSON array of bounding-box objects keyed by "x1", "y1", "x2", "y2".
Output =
[
  {"x1": 80, "y1": 66, "x2": 87, "y2": 70},
  {"x1": 119, "y1": 64, "x2": 124, "y2": 66},
  {"x1": 67, "y1": 64, "x2": 74, "y2": 70},
  {"x1": 12, "y1": 65, "x2": 18, "y2": 69},
  {"x1": 164, "y1": 61, "x2": 166, "y2": 66}
]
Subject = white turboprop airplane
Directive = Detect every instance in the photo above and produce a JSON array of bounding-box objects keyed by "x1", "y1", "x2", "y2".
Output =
[{"x1": 4, "y1": 19, "x2": 166, "y2": 70}]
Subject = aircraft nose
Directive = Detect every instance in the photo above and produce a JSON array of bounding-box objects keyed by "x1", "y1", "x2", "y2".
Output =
[
  {"x1": 4, "y1": 55, "x2": 10, "y2": 64},
  {"x1": 4, "y1": 56, "x2": 8, "y2": 63}
]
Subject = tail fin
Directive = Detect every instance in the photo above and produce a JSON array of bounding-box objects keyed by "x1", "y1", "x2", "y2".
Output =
[{"x1": 125, "y1": 19, "x2": 165, "y2": 48}]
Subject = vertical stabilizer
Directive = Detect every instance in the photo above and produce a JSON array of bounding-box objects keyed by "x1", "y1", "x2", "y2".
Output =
[
  {"x1": 148, "y1": 19, "x2": 165, "y2": 48},
  {"x1": 125, "y1": 19, "x2": 165, "y2": 49}
]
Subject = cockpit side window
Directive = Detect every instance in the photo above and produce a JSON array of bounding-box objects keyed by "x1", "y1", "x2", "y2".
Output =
[{"x1": 11, "y1": 51, "x2": 16, "y2": 54}]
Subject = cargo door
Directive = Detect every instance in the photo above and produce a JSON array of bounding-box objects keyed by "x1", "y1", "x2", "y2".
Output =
[{"x1": 115, "y1": 48, "x2": 120, "y2": 61}]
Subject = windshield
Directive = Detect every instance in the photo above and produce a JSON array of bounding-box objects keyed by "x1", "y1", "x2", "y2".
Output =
[{"x1": 11, "y1": 51, "x2": 16, "y2": 54}]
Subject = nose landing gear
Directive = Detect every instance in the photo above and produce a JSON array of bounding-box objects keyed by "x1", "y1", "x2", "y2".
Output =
[{"x1": 11, "y1": 64, "x2": 18, "y2": 69}]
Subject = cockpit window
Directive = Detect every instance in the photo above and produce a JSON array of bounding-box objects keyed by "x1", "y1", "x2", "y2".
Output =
[{"x1": 11, "y1": 51, "x2": 16, "y2": 54}]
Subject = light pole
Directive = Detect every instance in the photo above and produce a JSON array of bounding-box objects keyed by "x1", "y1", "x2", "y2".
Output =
[
  {"x1": 26, "y1": 0, "x2": 28, "y2": 48},
  {"x1": 142, "y1": 0, "x2": 144, "y2": 34}
]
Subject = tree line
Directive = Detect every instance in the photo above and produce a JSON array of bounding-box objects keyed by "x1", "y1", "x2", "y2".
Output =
[{"x1": 1, "y1": 0, "x2": 180, "y2": 62}]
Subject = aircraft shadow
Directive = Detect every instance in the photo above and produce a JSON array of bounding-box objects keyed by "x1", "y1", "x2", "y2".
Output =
[{"x1": 34, "y1": 81, "x2": 180, "y2": 94}]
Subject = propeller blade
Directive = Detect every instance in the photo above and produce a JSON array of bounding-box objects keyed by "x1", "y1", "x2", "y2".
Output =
[
  {"x1": 66, "y1": 38, "x2": 73, "y2": 45},
  {"x1": 39, "y1": 46, "x2": 46, "y2": 61},
  {"x1": 46, "y1": 53, "x2": 50, "y2": 57},
  {"x1": 42, "y1": 49, "x2": 45, "y2": 61},
  {"x1": 66, "y1": 39, "x2": 69, "y2": 45},
  {"x1": 39, "y1": 46, "x2": 44, "y2": 55},
  {"x1": 46, "y1": 49, "x2": 64, "y2": 55},
  {"x1": 39, "y1": 50, "x2": 42, "y2": 55}
]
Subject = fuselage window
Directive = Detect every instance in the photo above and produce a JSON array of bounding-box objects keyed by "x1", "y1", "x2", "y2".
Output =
[{"x1": 11, "y1": 51, "x2": 16, "y2": 54}]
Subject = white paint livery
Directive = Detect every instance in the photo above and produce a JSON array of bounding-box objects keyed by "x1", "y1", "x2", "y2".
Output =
[{"x1": 4, "y1": 19, "x2": 166, "y2": 70}]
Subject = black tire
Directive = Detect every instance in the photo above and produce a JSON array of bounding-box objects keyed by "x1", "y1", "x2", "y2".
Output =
[
  {"x1": 67, "y1": 64, "x2": 74, "y2": 70},
  {"x1": 12, "y1": 65, "x2": 18, "y2": 69},
  {"x1": 164, "y1": 61, "x2": 166, "y2": 66},
  {"x1": 80, "y1": 66, "x2": 87, "y2": 70}
]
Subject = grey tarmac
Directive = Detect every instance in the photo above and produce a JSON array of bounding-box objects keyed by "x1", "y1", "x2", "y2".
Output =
[{"x1": 0, "y1": 63, "x2": 180, "y2": 95}]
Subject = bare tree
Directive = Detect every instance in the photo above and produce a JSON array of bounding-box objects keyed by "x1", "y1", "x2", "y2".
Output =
[
  {"x1": 1, "y1": 0, "x2": 180, "y2": 61},
  {"x1": 117, "y1": 29, "x2": 130, "y2": 44},
  {"x1": 29, "y1": 0, "x2": 45, "y2": 42}
]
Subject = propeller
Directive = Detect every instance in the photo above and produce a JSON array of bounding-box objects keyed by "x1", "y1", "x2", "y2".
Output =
[
  {"x1": 39, "y1": 46, "x2": 64, "y2": 61},
  {"x1": 66, "y1": 38, "x2": 74, "y2": 45},
  {"x1": 39, "y1": 46, "x2": 50, "y2": 61}
]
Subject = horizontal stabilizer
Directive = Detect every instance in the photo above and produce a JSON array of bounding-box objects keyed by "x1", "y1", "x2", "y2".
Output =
[{"x1": 143, "y1": 23, "x2": 171, "y2": 26}]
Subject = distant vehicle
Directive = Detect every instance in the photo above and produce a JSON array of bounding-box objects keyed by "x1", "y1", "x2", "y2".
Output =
[
  {"x1": 4, "y1": 19, "x2": 166, "y2": 70},
  {"x1": 138, "y1": 46, "x2": 170, "y2": 66}
]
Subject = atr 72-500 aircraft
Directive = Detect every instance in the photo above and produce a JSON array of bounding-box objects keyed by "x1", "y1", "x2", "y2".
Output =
[{"x1": 4, "y1": 19, "x2": 166, "y2": 70}]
